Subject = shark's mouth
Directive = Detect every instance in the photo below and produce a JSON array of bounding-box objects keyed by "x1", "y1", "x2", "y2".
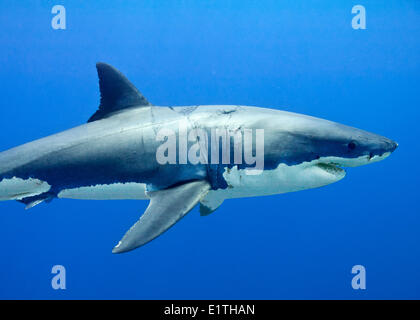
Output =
[
  {"x1": 313, "y1": 152, "x2": 392, "y2": 173},
  {"x1": 315, "y1": 162, "x2": 346, "y2": 176}
]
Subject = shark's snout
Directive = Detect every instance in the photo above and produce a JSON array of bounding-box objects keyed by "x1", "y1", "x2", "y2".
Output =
[
  {"x1": 371, "y1": 136, "x2": 398, "y2": 157},
  {"x1": 389, "y1": 140, "x2": 398, "y2": 153},
  {"x1": 340, "y1": 134, "x2": 398, "y2": 167}
]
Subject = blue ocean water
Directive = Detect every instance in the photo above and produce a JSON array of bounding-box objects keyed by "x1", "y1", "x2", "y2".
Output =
[{"x1": 0, "y1": 0, "x2": 418, "y2": 299}]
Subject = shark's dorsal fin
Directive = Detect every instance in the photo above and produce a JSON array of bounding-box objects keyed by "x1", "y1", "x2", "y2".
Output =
[{"x1": 88, "y1": 62, "x2": 152, "y2": 122}]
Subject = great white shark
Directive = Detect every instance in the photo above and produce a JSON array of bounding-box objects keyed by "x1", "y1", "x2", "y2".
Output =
[{"x1": 0, "y1": 63, "x2": 398, "y2": 253}]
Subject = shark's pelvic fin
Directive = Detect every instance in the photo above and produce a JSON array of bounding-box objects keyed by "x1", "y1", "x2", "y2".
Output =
[
  {"x1": 24, "y1": 199, "x2": 45, "y2": 210},
  {"x1": 88, "y1": 62, "x2": 152, "y2": 123},
  {"x1": 112, "y1": 180, "x2": 211, "y2": 254},
  {"x1": 18, "y1": 192, "x2": 54, "y2": 210}
]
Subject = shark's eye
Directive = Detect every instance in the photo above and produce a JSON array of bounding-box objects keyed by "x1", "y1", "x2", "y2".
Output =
[{"x1": 348, "y1": 141, "x2": 357, "y2": 150}]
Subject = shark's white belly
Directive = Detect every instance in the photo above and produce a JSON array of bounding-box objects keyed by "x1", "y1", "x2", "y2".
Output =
[
  {"x1": 56, "y1": 159, "x2": 346, "y2": 201},
  {"x1": 58, "y1": 183, "x2": 148, "y2": 200},
  {"x1": 0, "y1": 177, "x2": 51, "y2": 201},
  {"x1": 209, "y1": 160, "x2": 346, "y2": 199}
]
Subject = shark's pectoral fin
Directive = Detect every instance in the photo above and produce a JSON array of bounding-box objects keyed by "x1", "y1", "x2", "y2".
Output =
[
  {"x1": 112, "y1": 180, "x2": 211, "y2": 254},
  {"x1": 199, "y1": 192, "x2": 225, "y2": 216}
]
